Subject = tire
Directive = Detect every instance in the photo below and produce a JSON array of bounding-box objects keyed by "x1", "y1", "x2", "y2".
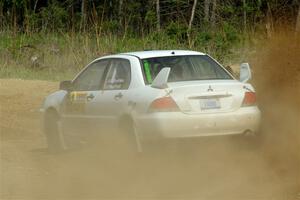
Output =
[
  {"x1": 234, "y1": 131, "x2": 262, "y2": 151},
  {"x1": 44, "y1": 109, "x2": 66, "y2": 153},
  {"x1": 120, "y1": 117, "x2": 143, "y2": 154}
]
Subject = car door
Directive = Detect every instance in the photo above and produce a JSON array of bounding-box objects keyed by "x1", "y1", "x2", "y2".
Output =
[
  {"x1": 61, "y1": 59, "x2": 110, "y2": 138},
  {"x1": 85, "y1": 58, "x2": 131, "y2": 132}
]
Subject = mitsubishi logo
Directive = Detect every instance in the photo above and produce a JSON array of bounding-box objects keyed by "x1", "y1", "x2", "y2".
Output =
[{"x1": 207, "y1": 85, "x2": 213, "y2": 92}]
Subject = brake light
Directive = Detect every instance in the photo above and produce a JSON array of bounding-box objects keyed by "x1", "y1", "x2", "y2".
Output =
[
  {"x1": 242, "y1": 92, "x2": 256, "y2": 106},
  {"x1": 149, "y1": 96, "x2": 179, "y2": 112}
]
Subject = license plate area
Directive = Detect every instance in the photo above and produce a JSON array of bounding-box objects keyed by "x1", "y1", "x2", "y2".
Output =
[{"x1": 200, "y1": 98, "x2": 221, "y2": 110}]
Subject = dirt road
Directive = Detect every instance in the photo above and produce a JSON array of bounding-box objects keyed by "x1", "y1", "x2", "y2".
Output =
[{"x1": 0, "y1": 77, "x2": 299, "y2": 200}]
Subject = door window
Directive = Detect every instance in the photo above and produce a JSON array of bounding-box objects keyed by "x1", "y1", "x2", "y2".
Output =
[
  {"x1": 72, "y1": 60, "x2": 109, "y2": 91},
  {"x1": 104, "y1": 59, "x2": 131, "y2": 90}
]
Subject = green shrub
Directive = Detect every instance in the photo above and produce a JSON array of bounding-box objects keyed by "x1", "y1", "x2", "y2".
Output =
[
  {"x1": 39, "y1": 1, "x2": 68, "y2": 32},
  {"x1": 165, "y1": 22, "x2": 187, "y2": 43}
]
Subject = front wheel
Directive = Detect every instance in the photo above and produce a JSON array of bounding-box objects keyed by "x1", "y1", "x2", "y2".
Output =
[
  {"x1": 120, "y1": 118, "x2": 143, "y2": 154},
  {"x1": 44, "y1": 110, "x2": 66, "y2": 153}
]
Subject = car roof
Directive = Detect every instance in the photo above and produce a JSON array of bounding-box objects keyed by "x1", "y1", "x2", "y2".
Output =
[{"x1": 120, "y1": 50, "x2": 205, "y2": 59}]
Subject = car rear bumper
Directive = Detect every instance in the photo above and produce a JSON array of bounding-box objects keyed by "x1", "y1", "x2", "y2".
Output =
[{"x1": 135, "y1": 106, "x2": 261, "y2": 139}]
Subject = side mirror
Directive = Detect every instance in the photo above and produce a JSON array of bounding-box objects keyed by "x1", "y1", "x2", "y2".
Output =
[
  {"x1": 151, "y1": 67, "x2": 171, "y2": 89},
  {"x1": 59, "y1": 80, "x2": 73, "y2": 91},
  {"x1": 240, "y1": 63, "x2": 252, "y2": 83}
]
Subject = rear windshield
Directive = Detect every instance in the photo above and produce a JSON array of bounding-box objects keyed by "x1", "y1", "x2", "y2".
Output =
[{"x1": 141, "y1": 55, "x2": 232, "y2": 84}]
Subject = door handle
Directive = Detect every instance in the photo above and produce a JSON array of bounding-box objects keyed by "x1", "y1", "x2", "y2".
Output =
[
  {"x1": 114, "y1": 92, "x2": 123, "y2": 101},
  {"x1": 86, "y1": 93, "x2": 95, "y2": 101}
]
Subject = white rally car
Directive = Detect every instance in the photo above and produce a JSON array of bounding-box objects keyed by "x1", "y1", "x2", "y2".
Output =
[{"x1": 41, "y1": 50, "x2": 261, "y2": 152}]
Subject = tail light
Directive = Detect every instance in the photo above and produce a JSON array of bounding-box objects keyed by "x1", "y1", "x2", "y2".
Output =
[
  {"x1": 149, "y1": 96, "x2": 179, "y2": 112},
  {"x1": 242, "y1": 92, "x2": 256, "y2": 107}
]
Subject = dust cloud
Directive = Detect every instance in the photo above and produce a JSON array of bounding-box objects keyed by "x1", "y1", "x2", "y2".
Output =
[
  {"x1": 0, "y1": 33, "x2": 300, "y2": 199},
  {"x1": 251, "y1": 32, "x2": 300, "y2": 170}
]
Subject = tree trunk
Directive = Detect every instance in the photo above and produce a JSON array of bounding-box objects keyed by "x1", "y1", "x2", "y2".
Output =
[
  {"x1": 188, "y1": 0, "x2": 197, "y2": 31},
  {"x1": 12, "y1": 1, "x2": 17, "y2": 34},
  {"x1": 176, "y1": 0, "x2": 180, "y2": 22},
  {"x1": 204, "y1": 0, "x2": 210, "y2": 22},
  {"x1": 118, "y1": 0, "x2": 123, "y2": 25},
  {"x1": 211, "y1": 0, "x2": 217, "y2": 28},
  {"x1": 80, "y1": 0, "x2": 87, "y2": 32},
  {"x1": 33, "y1": 0, "x2": 39, "y2": 13},
  {"x1": 188, "y1": 0, "x2": 198, "y2": 47},
  {"x1": 156, "y1": 0, "x2": 160, "y2": 31},
  {"x1": 0, "y1": 1, "x2": 3, "y2": 31},
  {"x1": 243, "y1": 0, "x2": 247, "y2": 32},
  {"x1": 108, "y1": 0, "x2": 113, "y2": 21},
  {"x1": 71, "y1": 2, "x2": 75, "y2": 33},
  {"x1": 296, "y1": 5, "x2": 300, "y2": 33},
  {"x1": 24, "y1": 0, "x2": 29, "y2": 33}
]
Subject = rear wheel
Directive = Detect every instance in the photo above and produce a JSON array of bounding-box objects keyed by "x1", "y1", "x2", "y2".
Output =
[
  {"x1": 44, "y1": 109, "x2": 66, "y2": 153},
  {"x1": 234, "y1": 130, "x2": 262, "y2": 151}
]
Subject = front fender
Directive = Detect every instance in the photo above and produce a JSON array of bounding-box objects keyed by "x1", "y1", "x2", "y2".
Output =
[{"x1": 40, "y1": 90, "x2": 68, "y2": 115}]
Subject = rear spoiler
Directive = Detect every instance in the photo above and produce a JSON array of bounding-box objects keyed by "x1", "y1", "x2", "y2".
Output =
[{"x1": 151, "y1": 67, "x2": 170, "y2": 89}]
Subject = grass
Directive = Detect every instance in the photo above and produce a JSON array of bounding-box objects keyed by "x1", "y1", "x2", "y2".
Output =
[{"x1": 0, "y1": 30, "x2": 258, "y2": 81}]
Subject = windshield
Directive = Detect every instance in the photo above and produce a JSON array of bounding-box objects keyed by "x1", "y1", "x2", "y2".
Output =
[{"x1": 142, "y1": 55, "x2": 232, "y2": 84}]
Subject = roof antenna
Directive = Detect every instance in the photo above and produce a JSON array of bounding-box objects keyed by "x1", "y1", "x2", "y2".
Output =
[{"x1": 171, "y1": 51, "x2": 175, "y2": 55}]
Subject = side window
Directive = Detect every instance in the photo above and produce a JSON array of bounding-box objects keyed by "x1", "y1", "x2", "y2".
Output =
[
  {"x1": 72, "y1": 60, "x2": 109, "y2": 91},
  {"x1": 104, "y1": 59, "x2": 131, "y2": 90}
]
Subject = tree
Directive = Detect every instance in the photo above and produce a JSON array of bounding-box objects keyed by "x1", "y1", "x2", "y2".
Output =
[
  {"x1": 0, "y1": 1, "x2": 3, "y2": 30},
  {"x1": 12, "y1": 0, "x2": 17, "y2": 34},
  {"x1": 188, "y1": 0, "x2": 197, "y2": 31},
  {"x1": 80, "y1": 0, "x2": 87, "y2": 32},
  {"x1": 211, "y1": 0, "x2": 217, "y2": 28},
  {"x1": 243, "y1": 0, "x2": 247, "y2": 32},
  {"x1": 0, "y1": 0, "x2": 299, "y2": 37},
  {"x1": 188, "y1": 0, "x2": 197, "y2": 46},
  {"x1": 156, "y1": 0, "x2": 160, "y2": 31},
  {"x1": 118, "y1": 0, "x2": 123, "y2": 25},
  {"x1": 204, "y1": 0, "x2": 210, "y2": 22}
]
